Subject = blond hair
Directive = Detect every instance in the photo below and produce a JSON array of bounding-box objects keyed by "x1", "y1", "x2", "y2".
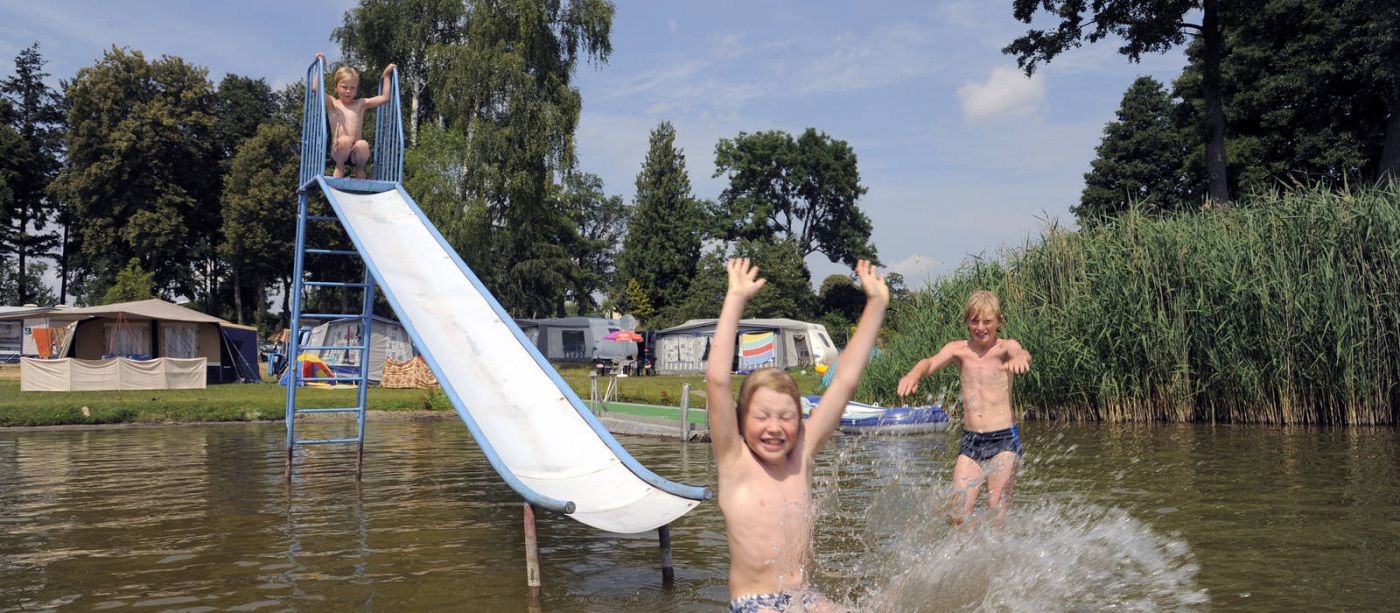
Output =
[
  {"x1": 332, "y1": 66, "x2": 359, "y2": 87},
  {"x1": 736, "y1": 367, "x2": 801, "y2": 422},
  {"x1": 964, "y1": 290, "x2": 1003, "y2": 322}
]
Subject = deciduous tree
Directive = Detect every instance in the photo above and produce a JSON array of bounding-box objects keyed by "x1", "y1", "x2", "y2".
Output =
[
  {"x1": 429, "y1": 0, "x2": 613, "y2": 316},
  {"x1": 54, "y1": 48, "x2": 220, "y2": 304},
  {"x1": 711, "y1": 128, "x2": 875, "y2": 269},
  {"x1": 220, "y1": 122, "x2": 298, "y2": 325},
  {"x1": 333, "y1": 0, "x2": 465, "y2": 146}
]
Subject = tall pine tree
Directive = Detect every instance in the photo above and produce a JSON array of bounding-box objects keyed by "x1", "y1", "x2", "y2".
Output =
[
  {"x1": 1078, "y1": 76, "x2": 1195, "y2": 225},
  {"x1": 617, "y1": 121, "x2": 705, "y2": 327},
  {"x1": 0, "y1": 43, "x2": 64, "y2": 305}
]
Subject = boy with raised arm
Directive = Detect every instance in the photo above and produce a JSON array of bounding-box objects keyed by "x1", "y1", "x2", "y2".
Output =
[
  {"x1": 313, "y1": 53, "x2": 396, "y2": 179},
  {"x1": 897, "y1": 290, "x2": 1031, "y2": 525},
  {"x1": 709, "y1": 258, "x2": 888, "y2": 613}
]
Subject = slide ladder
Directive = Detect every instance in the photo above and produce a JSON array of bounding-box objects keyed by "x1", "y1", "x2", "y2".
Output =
[{"x1": 286, "y1": 57, "x2": 709, "y2": 533}]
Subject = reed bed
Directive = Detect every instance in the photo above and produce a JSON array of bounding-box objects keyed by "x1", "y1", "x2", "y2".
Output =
[{"x1": 861, "y1": 185, "x2": 1400, "y2": 425}]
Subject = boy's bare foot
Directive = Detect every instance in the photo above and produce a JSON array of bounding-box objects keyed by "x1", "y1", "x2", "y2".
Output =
[
  {"x1": 354, "y1": 167, "x2": 366, "y2": 180},
  {"x1": 333, "y1": 165, "x2": 344, "y2": 178}
]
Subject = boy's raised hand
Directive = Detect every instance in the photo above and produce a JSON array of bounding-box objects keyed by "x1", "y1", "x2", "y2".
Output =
[
  {"x1": 726, "y1": 258, "x2": 766, "y2": 300},
  {"x1": 854, "y1": 259, "x2": 889, "y2": 305},
  {"x1": 383, "y1": 63, "x2": 397, "y2": 76}
]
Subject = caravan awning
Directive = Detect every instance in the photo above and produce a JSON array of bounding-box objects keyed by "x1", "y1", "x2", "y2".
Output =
[{"x1": 0, "y1": 299, "x2": 229, "y2": 324}]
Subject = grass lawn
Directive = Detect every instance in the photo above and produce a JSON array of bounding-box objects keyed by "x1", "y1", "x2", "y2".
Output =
[{"x1": 0, "y1": 364, "x2": 827, "y2": 427}]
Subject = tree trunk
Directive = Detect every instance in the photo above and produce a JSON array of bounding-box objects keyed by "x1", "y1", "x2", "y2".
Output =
[
  {"x1": 232, "y1": 269, "x2": 244, "y2": 324},
  {"x1": 16, "y1": 225, "x2": 27, "y2": 305},
  {"x1": 1201, "y1": 0, "x2": 1230, "y2": 204},
  {"x1": 1379, "y1": 91, "x2": 1400, "y2": 183},
  {"x1": 280, "y1": 277, "x2": 291, "y2": 329},
  {"x1": 410, "y1": 84, "x2": 421, "y2": 148},
  {"x1": 58, "y1": 211, "x2": 68, "y2": 303}
]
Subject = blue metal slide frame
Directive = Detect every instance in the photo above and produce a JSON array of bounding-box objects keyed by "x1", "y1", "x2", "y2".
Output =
[{"x1": 288, "y1": 56, "x2": 711, "y2": 514}]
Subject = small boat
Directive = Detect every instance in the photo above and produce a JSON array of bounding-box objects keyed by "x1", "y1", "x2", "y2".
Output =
[{"x1": 801, "y1": 395, "x2": 950, "y2": 435}]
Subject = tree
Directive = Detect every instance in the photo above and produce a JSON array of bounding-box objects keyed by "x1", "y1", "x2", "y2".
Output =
[
  {"x1": 0, "y1": 43, "x2": 64, "y2": 304},
  {"x1": 1182, "y1": 0, "x2": 1400, "y2": 186},
  {"x1": 53, "y1": 48, "x2": 221, "y2": 304},
  {"x1": 818, "y1": 273, "x2": 863, "y2": 322},
  {"x1": 664, "y1": 250, "x2": 727, "y2": 328},
  {"x1": 559, "y1": 171, "x2": 627, "y2": 313},
  {"x1": 1078, "y1": 76, "x2": 1195, "y2": 224},
  {"x1": 1004, "y1": 0, "x2": 1233, "y2": 203},
  {"x1": 429, "y1": 0, "x2": 614, "y2": 316},
  {"x1": 103, "y1": 257, "x2": 155, "y2": 304},
  {"x1": 220, "y1": 122, "x2": 298, "y2": 325},
  {"x1": 711, "y1": 128, "x2": 876, "y2": 269},
  {"x1": 620, "y1": 277, "x2": 654, "y2": 323},
  {"x1": 333, "y1": 0, "x2": 465, "y2": 147},
  {"x1": 733, "y1": 238, "x2": 816, "y2": 320},
  {"x1": 0, "y1": 257, "x2": 57, "y2": 306},
  {"x1": 213, "y1": 74, "x2": 275, "y2": 166},
  {"x1": 617, "y1": 121, "x2": 705, "y2": 317}
]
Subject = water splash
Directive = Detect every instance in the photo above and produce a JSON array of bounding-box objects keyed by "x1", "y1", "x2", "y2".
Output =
[{"x1": 810, "y1": 437, "x2": 1207, "y2": 612}]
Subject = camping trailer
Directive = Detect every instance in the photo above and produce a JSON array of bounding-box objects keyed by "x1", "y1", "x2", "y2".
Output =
[
  {"x1": 514, "y1": 317, "x2": 637, "y2": 363},
  {"x1": 652, "y1": 318, "x2": 838, "y2": 374}
]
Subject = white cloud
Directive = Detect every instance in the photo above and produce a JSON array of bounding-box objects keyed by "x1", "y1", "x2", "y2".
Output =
[
  {"x1": 887, "y1": 254, "x2": 944, "y2": 289},
  {"x1": 958, "y1": 66, "x2": 1045, "y2": 121}
]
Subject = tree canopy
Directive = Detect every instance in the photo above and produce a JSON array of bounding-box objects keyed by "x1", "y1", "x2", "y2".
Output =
[
  {"x1": 333, "y1": 0, "x2": 465, "y2": 146},
  {"x1": 428, "y1": 0, "x2": 614, "y2": 317},
  {"x1": 1078, "y1": 76, "x2": 1195, "y2": 224},
  {"x1": 711, "y1": 128, "x2": 876, "y2": 269},
  {"x1": 54, "y1": 47, "x2": 221, "y2": 304}
]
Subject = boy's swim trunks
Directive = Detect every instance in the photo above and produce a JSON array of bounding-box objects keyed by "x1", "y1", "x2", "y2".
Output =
[
  {"x1": 959, "y1": 425, "x2": 1022, "y2": 462},
  {"x1": 729, "y1": 591, "x2": 820, "y2": 613}
]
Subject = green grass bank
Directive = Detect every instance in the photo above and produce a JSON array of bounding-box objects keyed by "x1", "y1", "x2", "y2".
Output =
[
  {"x1": 860, "y1": 185, "x2": 1400, "y2": 425},
  {"x1": 0, "y1": 366, "x2": 825, "y2": 427}
]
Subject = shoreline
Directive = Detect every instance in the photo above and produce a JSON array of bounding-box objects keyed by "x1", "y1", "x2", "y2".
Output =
[{"x1": 0, "y1": 408, "x2": 710, "y2": 441}]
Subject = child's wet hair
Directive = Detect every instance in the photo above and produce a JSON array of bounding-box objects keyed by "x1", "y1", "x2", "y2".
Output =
[
  {"x1": 332, "y1": 66, "x2": 360, "y2": 87},
  {"x1": 964, "y1": 290, "x2": 1003, "y2": 322},
  {"x1": 737, "y1": 367, "x2": 801, "y2": 422}
]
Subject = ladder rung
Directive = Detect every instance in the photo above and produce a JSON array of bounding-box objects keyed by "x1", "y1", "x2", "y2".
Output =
[
  {"x1": 306, "y1": 248, "x2": 358, "y2": 255},
  {"x1": 301, "y1": 313, "x2": 368, "y2": 320},
  {"x1": 295, "y1": 407, "x2": 363, "y2": 414},
  {"x1": 299, "y1": 345, "x2": 366, "y2": 352},
  {"x1": 294, "y1": 437, "x2": 361, "y2": 445},
  {"x1": 304, "y1": 281, "x2": 367, "y2": 288},
  {"x1": 307, "y1": 215, "x2": 338, "y2": 222},
  {"x1": 297, "y1": 376, "x2": 352, "y2": 382}
]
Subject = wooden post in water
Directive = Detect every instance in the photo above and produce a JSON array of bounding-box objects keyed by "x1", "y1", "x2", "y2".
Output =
[
  {"x1": 658, "y1": 524, "x2": 675, "y2": 587},
  {"x1": 523, "y1": 502, "x2": 542, "y2": 602},
  {"x1": 680, "y1": 383, "x2": 691, "y2": 441}
]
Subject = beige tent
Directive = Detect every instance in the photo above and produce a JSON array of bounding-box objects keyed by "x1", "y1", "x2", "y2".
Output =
[{"x1": 2, "y1": 299, "x2": 258, "y2": 391}]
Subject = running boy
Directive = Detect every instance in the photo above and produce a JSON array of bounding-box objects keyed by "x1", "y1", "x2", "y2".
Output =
[
  {"x1": 313, "y1": 53, "x2": 396, "y2": 179},
  {"x1": 897, "y1": 290, "x2": 1030, "y2": 525},
  {"x1": 709, "y1": 258, "x2": 887, "y2": 613}
]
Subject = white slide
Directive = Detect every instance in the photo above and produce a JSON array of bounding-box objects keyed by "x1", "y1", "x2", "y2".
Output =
[{"x1": 316, "y1": 177, "x2": 710, "y2": 533}]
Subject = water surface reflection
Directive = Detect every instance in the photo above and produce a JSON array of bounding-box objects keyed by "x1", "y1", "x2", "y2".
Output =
[{"x1": 0, "y1": 420, "x2": 1395, "y2": 610}]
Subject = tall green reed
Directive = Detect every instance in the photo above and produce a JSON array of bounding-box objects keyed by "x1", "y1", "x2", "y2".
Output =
[{"x1": 861, "y1": 185, "x2": 1400, "y2": 424}]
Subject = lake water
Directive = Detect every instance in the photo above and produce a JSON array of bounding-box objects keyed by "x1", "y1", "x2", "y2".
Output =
[{"x1": 1, "y1": 419, "x2": 1396, "y2": 611}]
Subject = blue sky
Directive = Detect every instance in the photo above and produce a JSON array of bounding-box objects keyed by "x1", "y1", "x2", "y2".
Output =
[{"x1": 2, "y1": 0, "x2": 1188, "y2": 290}]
